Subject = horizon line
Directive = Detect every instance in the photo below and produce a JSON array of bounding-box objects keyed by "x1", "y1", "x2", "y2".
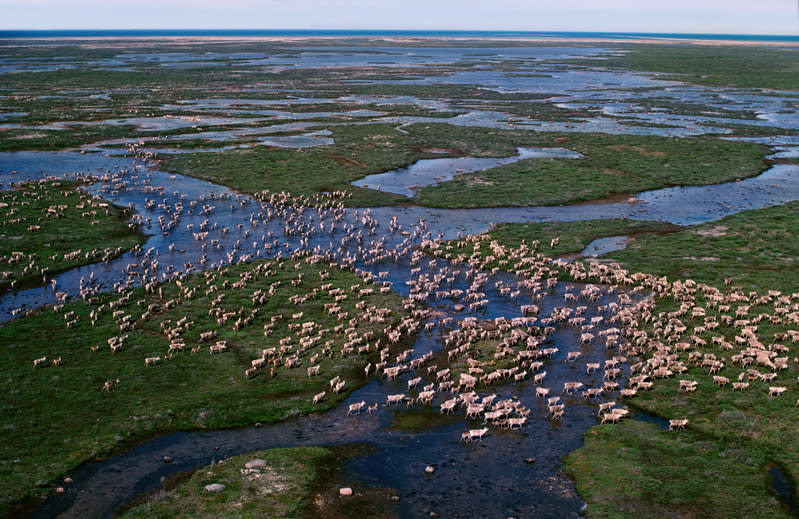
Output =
[{"x1": 1, "y1": 29, "x2": 798, "y2": 39}]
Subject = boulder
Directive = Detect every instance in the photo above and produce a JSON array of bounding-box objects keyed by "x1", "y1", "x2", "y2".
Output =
[
  {"x1": 204, "y1": 483, "x2": 226, "y2": 493},
  {"x1": 245, "y1": 459, "x2": 267, "y2": 469}
]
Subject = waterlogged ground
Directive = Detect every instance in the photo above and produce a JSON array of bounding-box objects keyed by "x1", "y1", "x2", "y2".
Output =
[{"x1": 1, "y1": 36, "x2": 799, "y2": 518}]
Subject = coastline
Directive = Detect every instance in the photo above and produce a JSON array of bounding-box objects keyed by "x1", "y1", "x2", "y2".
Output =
[{"x1": 1, "y1": 30, "x2": 799, "y2": 47}]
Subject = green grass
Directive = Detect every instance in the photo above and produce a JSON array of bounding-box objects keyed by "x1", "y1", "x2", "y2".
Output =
[
  {"x1": 594, "y1": 44, "x2": 799, "y2": 90},
  {"x1": 0, "y1": 256, "x2": 411, "y2": 515},
  {"x1": 484, "y1": 219, "x2": 680, "y2": 257},
  {"x1": 0, "y1": 180, "x2": 145, "y2": 292},
  {"x1": 610, "y1": 201, "x2": 799, "y2": 294},
  {"x1": 471, "y1": 201, "x2": 799, "y2": 296},
  {"x1": 563, "y1": 421, "x2": 792, "y2": 519},
  {"x1": 164, "y1": 127, "x2": 769, "y2": 209},
  {"x1": 119, "y1": 447, "x2": 332, "y2": 519},
  {"x1": 413, "y1": 133, "x2": 769, "y2": 208},
  {"x1": 161, "y1": 122, "x2": 538, "y2": 206}
]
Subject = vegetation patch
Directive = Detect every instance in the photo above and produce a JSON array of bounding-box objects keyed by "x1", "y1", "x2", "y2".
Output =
[
  {"x1": 413, "y1": 133, "x2": 768, "y2": 208},
  {"x1": 588, "y1": 44, "x2": 799, "y2": 90},
  {"x1": 610, "y1": 201, "x2": 799, "y2": 294},
  {"x1": 0, "y1": 256, "x2": 412, "y2": 515},
  {"x1": 161, "y1": 123, "x2": 538, "y2": 206},
  {"x1": 484, "y1": 219, "x2": 680, "y2": 257},
  {"x1": 563, "y1": 420, "x2": 791, "y2": 519},
  {"x1": 0, "y1": 180, "x2": 144, "y2": 293},
  {"x1": 119, "y1": 446, "x2": 333, "y2": 519}
]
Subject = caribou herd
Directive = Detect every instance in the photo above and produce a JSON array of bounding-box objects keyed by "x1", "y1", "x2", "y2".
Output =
[{"x1": 15, "y1": 152, "x2": 799, "y2": 447}]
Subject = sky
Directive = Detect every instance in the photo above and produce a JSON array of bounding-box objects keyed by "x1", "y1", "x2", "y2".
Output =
[{"x1": 1, "y1": 0, "x2": 798, "y2": 35}]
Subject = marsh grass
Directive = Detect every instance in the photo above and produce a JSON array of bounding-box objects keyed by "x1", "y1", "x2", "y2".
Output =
[
  {"x1": 164, "y1": 125, "x2": 769, "y2": 209},
  {"x1": 594, "y1": 44, "x2": 799, "y2": 90},
  {"x1": 414, "y1": 133, "x2": 768, "y2": 208},
  {"x1": 161, "y1": 122, "x2": 532, "y2": 206},
  {"x1": 0, "y1": 180, "x2": 145, "y2": 292},
  {"x1": 610, "y1": 201, "x2": 799, "y2": 294},
  {"x1": 563, "y1": 420, "x2": 792, "y2": 519},
  {"x1": 485, "y1": 219, "x2": 680, "y2": 257},
  {"x1": 0, "y1": 257, "x2": 411, "y2": 514},
  {"x1": 475, "y1": 201, "x2": 799, "y2": 295}
]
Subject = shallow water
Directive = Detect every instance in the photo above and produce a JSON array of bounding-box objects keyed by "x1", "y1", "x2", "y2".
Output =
[
  {"x1": 577, "y1": 236, "x2": 629, "y2": 257},
  {"x1": 768, "y1": 465, "x2": 799, "y2": 516}
]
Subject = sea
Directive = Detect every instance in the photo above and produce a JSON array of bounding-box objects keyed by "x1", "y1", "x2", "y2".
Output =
[{"x1": 1, "y1": 29, "x2": 798, "y2": 42}]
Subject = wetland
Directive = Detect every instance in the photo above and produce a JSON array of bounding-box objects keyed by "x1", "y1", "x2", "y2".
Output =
[{"x1": 1, "y1": 34, "x2": 799, "y2": 518}]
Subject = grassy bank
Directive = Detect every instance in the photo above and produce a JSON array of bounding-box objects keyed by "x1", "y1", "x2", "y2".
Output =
[
  {"x1": 0, "y1": 256, "x2": 412, "y2": 515},
  {"x1": 119, "y1": 447, "x2": 333, "y2": 519},
  {"x1": 484, "y1": 219, "x2": 680, "y2": 257},
  {"x1": 164, "y1": 125, "x2": 769, "y2": 208},
  {"x1": 0, "y1": 180, "x2": 145, "y2": 293},
  {"x1": 609, "y1": 201, "x2": 799, "y2": 294},
  {"x1": 563, "y1": 421, "x2": 791, "y2": 519},
  {"x1": 119, "y1": 443, "x2": 398, "y2": 519},
  {"x1": 480, "y1": 201, "x2": 799, "y2": 295}
]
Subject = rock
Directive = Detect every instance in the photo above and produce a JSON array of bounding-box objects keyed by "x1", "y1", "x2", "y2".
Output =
[
  {"x1": 245, "y1": 459, "x2": 267, "y2": 469},
  {"x1": 204, "y1": 483, "x2": 226, "y2": 493},
  {"x1": 339, "y1": 487, "x2": 353, "y2": 496},
  {"x1": 254, "y1": 422, "x2": 263, "y2": 428},
  {"x1": 63, "y1": 477, "x2": 73, "y2": 484},
  {"x1": 424, "y1": 465, "x2": 435, "y2": 474},
  {"x1": 55, "y1": 487, "x2": 65, "y2": 494},
  {"x1": 162, "y1": 456, "x2": 172, "y2": 463},
  {"x1": 525, "y1": 457, "x2": 535, "y2": 464},
  {"x1": 430, "y1": 512, "x2": 440, "y2": 518}
]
